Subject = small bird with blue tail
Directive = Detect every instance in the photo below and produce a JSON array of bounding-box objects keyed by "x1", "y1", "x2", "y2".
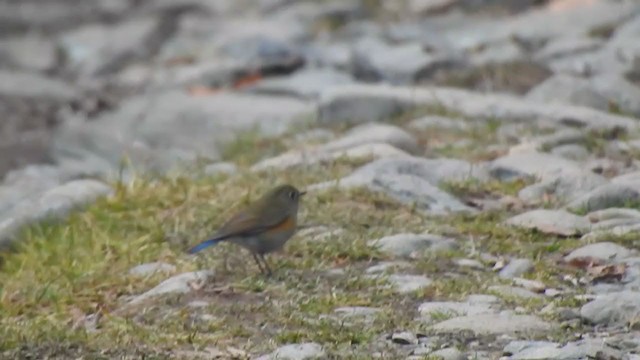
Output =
[{"x1": 188, "y1": 184, "x2": 305, "y2": 276}]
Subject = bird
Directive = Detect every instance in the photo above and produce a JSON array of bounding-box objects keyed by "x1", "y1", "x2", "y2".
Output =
[{"x1": 188, "y1": 184, "x2": 305, "y2": 276}]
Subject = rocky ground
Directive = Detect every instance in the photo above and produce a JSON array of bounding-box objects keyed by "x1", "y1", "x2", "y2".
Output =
[{"x1": 1, "y1": 0, "x2": 640, "y2": 359}]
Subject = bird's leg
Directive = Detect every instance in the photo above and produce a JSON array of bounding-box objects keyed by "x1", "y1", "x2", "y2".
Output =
[
  {"x1": 258, "y1": 254, "x2": 273, "y2": 277},
  {"x1": 251, "y1": 253, "x2": 266, "y2": 274}
]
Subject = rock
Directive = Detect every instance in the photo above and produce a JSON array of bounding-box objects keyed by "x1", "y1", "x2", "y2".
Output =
[
  {"x1": 252, "y1": 143, "x2": 409, "y2": 172},
  {"x1": 59, "y1": 16, "x2": 163, "y2": 76},
  {"x1": 391, "y1": 331, "x2": 418, "y2": 345},
  {"x1": 0, "y1": 70, "x2": 77, "y2": 101},
  {"x1": 565, "y1": 242, "x2": 633, "y2": 262},
  {"x1": 117, "y1": 58, "x2": 244, "y2": 90},
  {"x1": 321, "y1": 123, "x2": 420, "y2": 155},
  {"x1": 407, "y1": 116, "x2": 469, "y2": 132},
  {"x1": 129, "y1": 262, "x2": 176, "y2": 277},
  {"x1": 365, "y1": 261, "x2": 411, "y2": 274},
  {"x1": 351, "y1": 38, "x2": 458, "y2": 84},
  {"x1": 350, "y1": 157, "x2": 488, "y2": 186},
  {"x1": 257, "y1": 343, "x2": 325, "y2": 360},
  {"x1": 517, "y1": 170, "x2": 607, "y2": 204},
  {"x1": 490, "y1": 152, "x2": 582, "y2": 181},
  {"x1": 386, "y1": 274, "x2": 433, "y2": 294},
  {"x1": 253, "y1": 123, "x2": 419, "y2": 171},
  {"x1": 334, "y1": 307, "x2": 380, "y2": 318},
  {"x1": 317, "y1": 84, "x2": 637, "y2": 131},
  {"x1": 505, "y1": 209, "x2": 590, "y2": 236},
  {"x1": 466, "y1": 294, "x2": 500, "y2": 305},
  {"x1": 532, "y1": 128, "x2": 586, "y2": 150},
  {"x1": 0, "y1": 165, "x2": 68, "y2": 218},
  {"x1": 504, "y1": 341, "x2": 562, "y2": 359},
  {"x1": 429, "y1": 347, "x2": 465, "y2": 360},
  {"x1": 488, "y1": 285, "x2": 543, "y2": 300},
  {"x1": 369, "y1": 233, "x2": 457, "y2": 258},
  {"x1": 0, "y1": 180, "x2": 113, "y2": 249},
  {"x1": 368, "y1": 174, "x2": 474, "y2": 215},
  {"x1": 566, "y1": 183, "x2": 640, "y2": 213},
  {"x1": 311, "y1": 156, "x2": 481, "y2": 214},
  {"x1": 504, "y1": 340, "x2": 559, "y2": 356},
  {"x1": 580, "y1": 291, "x2": 640, "y2": 326},
  {"x1": 418, "y1": 300, "x2": 499, "y2": 321},
  {"x1": 512, "y1": 278, "x2": 546, "y2": 293},
  {"x1": 290, "y1": 128, "x2": 334, "y2": 146},
  {"x1": 0, "y1": 34, "x2": 58, "y2": 71},
  {"x1": 505, "y1": 338, "x2": 625, "y2": 359},
  {"x1": 127, "y1": 271, "x2": 214, "y2": 306},
  {"x1": 525, "y1": 74, "x2": 609, "y2": 111},
  {"x1": 535, "y1": 35, "x2": 603, "y2": 61},
  {"x1": 249, "y1": 68, "x2": 355, "y2": 99},
  {"x1": 454, "y1": 258, "x2": 484, "y2": 269},
  {"x1": 203, "y1": 162, "x2": 238, "y2": 177},
  {"x1": 550, "y1": 144, "x2": 590, "y2": 161},
  {"x1": 470, "y1": 40, "x2": 523, "y2": 66},
  {"x1": 590, "y1": 218, "x2": 640, "y2": 232},
  {"x1": 431, "y1": 313, "x2": 554, "y2": 336},
  {"x1": 53, "y1": 91, "x2": 313, "y2": 177},
  {"x1": 407, "y1": 0, "x2": 456, "y2": 14},
  {"x1": 587, "y1": 208, "x2": 640, "y2": 222},
  {"x1": 590, "y1": 75, "x2": 640, "y2": 118}
]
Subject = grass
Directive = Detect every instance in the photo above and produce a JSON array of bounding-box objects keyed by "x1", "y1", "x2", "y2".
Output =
[{"x1": 0, "y1": 114, "x2": 635, "y2": 358}]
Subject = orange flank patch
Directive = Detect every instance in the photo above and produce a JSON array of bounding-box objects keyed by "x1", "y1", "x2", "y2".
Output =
[{"x1": 264, "y1": 216, "x2": 296, "y2": 235}]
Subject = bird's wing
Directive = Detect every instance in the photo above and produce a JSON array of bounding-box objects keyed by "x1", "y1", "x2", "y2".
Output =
[
  {"x1": 188, "y1": 204, "x2": 290, "y2": 254},
  {"x1": 213, "y1": 207, "x2": 289, "y2": 240}
]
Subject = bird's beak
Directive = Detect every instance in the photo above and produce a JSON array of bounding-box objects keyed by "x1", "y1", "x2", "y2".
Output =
[{"x1": 300, "y1": 191, "x2": 307, "y2": 196}]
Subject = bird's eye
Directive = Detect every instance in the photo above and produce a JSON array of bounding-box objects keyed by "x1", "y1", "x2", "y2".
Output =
[{"x1": 288, "y1": 191, "x2": 297, "y2": 200}]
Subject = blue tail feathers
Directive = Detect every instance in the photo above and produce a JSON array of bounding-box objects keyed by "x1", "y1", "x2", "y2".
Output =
[{"x1": 188, "y1": 238, "x2": 223, "y2": 254}]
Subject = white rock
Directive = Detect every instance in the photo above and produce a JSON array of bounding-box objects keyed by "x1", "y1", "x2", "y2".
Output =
[
  {"x1": 369, "y1": 233, "x2": 457, "y2": 258},
  {"x1": 127, "y1": 271, "x2": 213, "y2": 306}
]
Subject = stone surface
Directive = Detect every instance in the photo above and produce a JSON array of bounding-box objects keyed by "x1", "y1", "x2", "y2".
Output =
[
  {"x1": 252, "y1": 143, "x2": 409, "y2": 172},
  {"x1": 581, "y1": 291, "x2": 640, "y2": 326},
  {"x1": 0, "y1": 35, "x2": 58, "y2": 71},
  {"x1": 418, "y1": 300, "x2": 499, "y2": 321},
  {"x1": 311, "y1": 156, "x2": 487, "y2": 214},
  {"x1": 505, "y1": 339, "x2": 624, "y2": 360},
  {"x1": 517, "y1": 169, "x2": 607, "y2": 204},
  {"x1": 564, "y1": 242, "x2": 633, "y2": 262},
  {"x1": 351, "y1": 38, "x2": 457, "y2": 84},
  {"x1": 498, "y1": 258, "x2": 534, "y2": 279},
  {"x1": 566, "y1": 183, "x2": 640, "y2": 213},
  {"x1": 127, "y1": 271, "x2": 214, "y2": 306},
  {"x1": 407, "y1": 115, "x2": 469, "y2": 132},
  {"x1": 429, "y1": 347, "x2": 465, "y2": 360},
  {"x1": 333, "y1": 307, "x2": 380, "y2": 318},
  {"x1": 550, "y1": 144, "x2": 590, "y2": 161},
  {"x1": 53, "y1": 91, "x2": 313, "y2": 177},
  {"x1": 250, "y1": 68, "x2": 355, "y2": 99},
  {"x1": 318, "y1": 84, "x2": 637, "y2": 131},
  {"x1": 386, "y1": 274, "x2": 433, "y2": 294},
  {"x1": 431, "y1": 313, "x2": 554, "y2": 335},
  {"x1": 256, "y1": 343, "x2": 325, "y2": 360},
  {"x1": 129, "y1": 262, "x2": 176, "y2": 277},
  {"x1": 321, "y1": 123, "x2": 420, "y2": 155},
  {"x1": 59, "y1": 16, "x2": 162, "y2": 76},
  {"x1": 0, "y1": 180, "x2": 113, "y2": 249},
  {"x1": 488, "y1": 285, "x2": 543, "y2": 300},
  {"x1": 203, "y1": 162, "x2": 238, "y2": 177},
  {"x1": 0, "y1": 71, "x2": 77, "y2": 101},
  {"x1": 369, "y1": 233, "x2": 457, "y2": 258},
  {"x1": 505, "y1": 209, "x2": 590, "y2": 236},
  {"x1": 525, "y1": 74, "x2": 609, "y2": 111},
  {"x1": 391, "y1": 331, "x2": 418, "y2": 345},
  {"x1": 490, "y1": 152, "x2": 582, "y2": 181}
]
